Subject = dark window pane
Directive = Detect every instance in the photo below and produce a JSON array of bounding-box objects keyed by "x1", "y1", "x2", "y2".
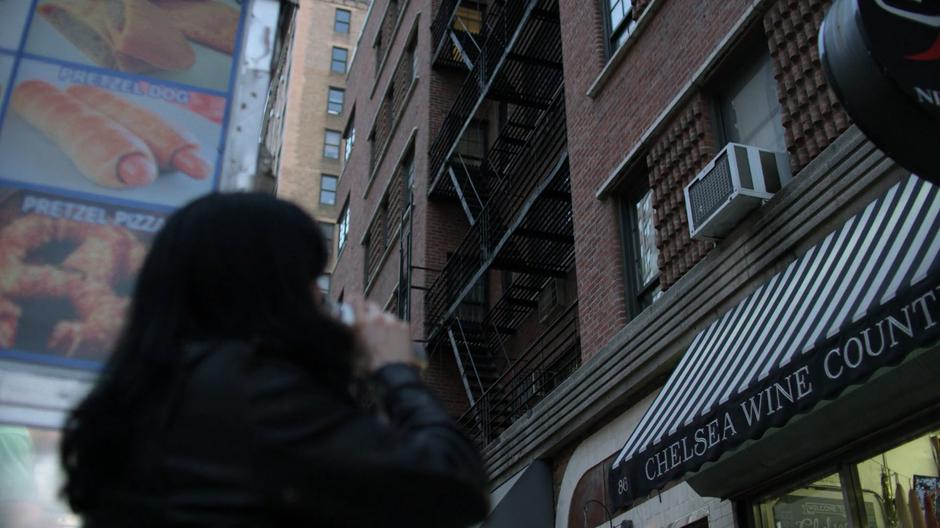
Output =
[
  {"x1": 634, "y1": 189, "x2": 658, "y2": 288},
  {"x1": 338, "y1": 206, "x2": 350, "y2": 251},
  {"x1": 620, "y1": 165, "x2": 660, "y2": 319},
  {"x1": 319, "y1": 222, "x2": 334, "y2": 257},
  {"x1": 717, "y1": 51, "x2": 786, "y2": 152},
  {"x1": 324, "y1": 130, "x2": 341, "y2": 159},
  {"x1": 328, "y1": 88, "x2": 345, "y2": 115},
  {"x1": 606, "y1": 0, "x2": 634, "y2": 54}
]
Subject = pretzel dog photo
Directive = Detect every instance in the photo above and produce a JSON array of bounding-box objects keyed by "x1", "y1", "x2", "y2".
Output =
[{"x1": 0, "y1": 60, "x2": 222, "y2": 209}]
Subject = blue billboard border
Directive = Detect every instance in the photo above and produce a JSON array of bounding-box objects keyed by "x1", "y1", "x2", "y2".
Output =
[
  {"x1": 0, "y1": 177, "x2": 177, "y2": 215},
  {"x1": 0, "y1": 349, "x2": 103, "y2": 372},
  {"x1": 212, "y1": 0, "x2": 252, "y2": 194}
]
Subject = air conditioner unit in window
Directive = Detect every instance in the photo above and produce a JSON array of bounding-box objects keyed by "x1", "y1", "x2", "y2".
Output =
[{"x1": 684, "y1": 143, "x2": 791, "y2": 240}]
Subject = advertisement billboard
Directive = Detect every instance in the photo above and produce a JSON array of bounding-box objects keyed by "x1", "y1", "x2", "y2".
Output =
[{"x1": 0, "y1": 0, "x2": 247, "y2": 369}]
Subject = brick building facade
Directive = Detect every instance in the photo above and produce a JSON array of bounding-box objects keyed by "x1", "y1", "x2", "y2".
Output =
[
  {"x1": 335, "y1": 0, "x2": 938, "y2": 526},
  {"x1": 275, "y1": 0, "x2": 369, "y2": 286}
]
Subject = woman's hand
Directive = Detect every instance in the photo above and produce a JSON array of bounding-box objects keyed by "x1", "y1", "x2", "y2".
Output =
[{"x1": 353, "y1": 300, "x2": 417, "y2": 373}]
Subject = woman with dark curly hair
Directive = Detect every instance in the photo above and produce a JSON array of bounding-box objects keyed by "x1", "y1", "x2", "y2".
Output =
[{"x1": 60, "y1": 193, "x2": 488, "y2": 527}]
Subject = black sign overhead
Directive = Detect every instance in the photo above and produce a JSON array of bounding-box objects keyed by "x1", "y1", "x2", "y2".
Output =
[
  {"x1": 820, "y1": 0, "x2": 940, "y2": 185},
  {"x1": 608, "y1": 176, "x2": 940, "y2": 510}
]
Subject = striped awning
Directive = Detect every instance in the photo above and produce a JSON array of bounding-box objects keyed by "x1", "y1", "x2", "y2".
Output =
[{"x1": 609, "y1": 175, "x2": 940, "y2": 508}]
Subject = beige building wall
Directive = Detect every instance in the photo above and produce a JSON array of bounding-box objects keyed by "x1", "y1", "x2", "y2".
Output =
[{"x1": 277, "y1": 0, "x2": 369, "y2": 285}]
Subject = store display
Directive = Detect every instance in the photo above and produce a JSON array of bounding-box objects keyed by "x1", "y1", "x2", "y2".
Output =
[
  {"x1": 926, "y1": 493, "x2": 939, "y2": 528},
  {"x1": 899, "y1": 481, "x2": 916, "y2": 528},
  {"x1": 11, "y1": 80, "x2": 157, "y2": 188},
  {"x1": 0, "y1": 427, "x2": 76, "y2": 527}
]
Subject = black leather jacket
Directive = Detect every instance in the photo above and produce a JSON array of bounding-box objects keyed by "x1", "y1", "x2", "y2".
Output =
[{"x1": 82, "y1": 341, "x2": 489, "y2": 527}]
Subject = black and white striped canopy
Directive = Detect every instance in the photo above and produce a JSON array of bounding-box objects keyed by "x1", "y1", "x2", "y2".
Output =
[{"x1": 609, "y1": 175, "x2": 940, "y2": 508}]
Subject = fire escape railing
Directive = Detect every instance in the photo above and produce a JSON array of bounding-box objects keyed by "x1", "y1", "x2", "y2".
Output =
[
  {"x1": 431, "y1": 0, "x2": 464, "y2": 61},
  {"x1": 457, "y1": 301, "x2": 581, "y2": 448},
  {"x1": 424, "y1": 90, "x2": 567, "y2": 343},
  {"x1": 430, "y1": 158, "x2": 575, "y2": 406},
  {"x1": 427, "y1": 0, "x2": 551, "y2": 196}
]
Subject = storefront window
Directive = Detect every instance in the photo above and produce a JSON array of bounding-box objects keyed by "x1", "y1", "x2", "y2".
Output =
[
  {"x1": 856, "y1": 433, "x2": 940, "y2": 528},
  {"x1": 753, "y1": 431, "x2": 940, "y2": 528},
  {"x1": 0, "y1": 426, "x2": 78, "y2": 527},
  {"x1": 755, "y1": 473, "x2": 855, "y2": 528}
]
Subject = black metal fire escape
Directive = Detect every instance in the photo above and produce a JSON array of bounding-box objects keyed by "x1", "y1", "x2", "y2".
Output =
[{"x1": 426, "y1": 0, "x2": 580, "y2": 447}]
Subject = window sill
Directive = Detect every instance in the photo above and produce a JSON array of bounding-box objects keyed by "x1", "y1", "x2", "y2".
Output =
[
  {"x1": 586, "y1": 0, "x2": 662, "y2": 99},
  {"x1": 363, "y1": 76, "x2": 419, "y2": 199}
]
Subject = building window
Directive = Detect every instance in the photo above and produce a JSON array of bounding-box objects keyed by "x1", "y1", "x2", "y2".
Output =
[
  {"x1": 324, "y1": 129, "x2": 342, "y2": 159},
  {"x1": 398, "y1": 224, "x2": 412, "y2": 321},
  {"x1": 334, "y1": 8, "x2": 351, "y2": 33},
  {"x1": 716, "y1": 47, "x2": 787, "y2": 152},
  {"x1": 331, "y1": 47, "x2": 348, "y2": 74},
  {"x1": 604, "y1": 0, "x2": 636, "y2": 56},
  {"x1": 752, "y1": 431, "x2": 940, "y2": 528},
  {"x1": 406, "y1": 34, "x2": 418, "y2": 82},
  {"x1": 317, "y1": 274, "x2": 331, "y2": 294},
  {"x1": 368, "y1": 130, "x2": 377, "y2": 174},
  {"x1": 344, "y1": 127, "x2": 356, "y2": 162},
  {"x1": 374, "y1": 32, "x2": 384, "y2": 74},
  {"x1": 343, "y1": 108, "x2": 356, "y2": 163},
  {"x1": 320, "y1": 174, "x2": 338, "y2": 205},
  {"x1": 320, "y1": 221, "x2": 334, "y2": 259},
  {"x1": 456, "y1": 120, "x2": 486, "y2": 167},
  {"x1": 403, "y1": 147, "x2": 415, "y2": 211},
  {"x1": 338, "y1": 203, "x2": 350, "y2": 253},
  {"x1": 327, "y1": 87, "x2": 345, "y2": 115},
  {"x1": 620, "y1": 163, "x2": 660, "y2": 317}
]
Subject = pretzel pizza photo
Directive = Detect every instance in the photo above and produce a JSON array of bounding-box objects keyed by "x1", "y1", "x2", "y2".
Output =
[{"x1": 0, "y1": 189, "x2": 162, "y2": 363}]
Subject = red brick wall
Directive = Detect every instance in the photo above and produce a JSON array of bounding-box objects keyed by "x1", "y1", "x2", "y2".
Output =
[
  {"x1": 764, "y1": 0, "x2": 850, "y2": 171},
  {"x1": 646, "y1": 93, "x2": 717, "y2": 290},
  {"x1": 559, "y1": 0, "x2": 752, "y2": 359},
  {"x1": 560, "y1": 0, "x2": 852, "y2": 359},
  {"x1": 334, "y1": 0, "x2": 470, "y2": 413}
]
